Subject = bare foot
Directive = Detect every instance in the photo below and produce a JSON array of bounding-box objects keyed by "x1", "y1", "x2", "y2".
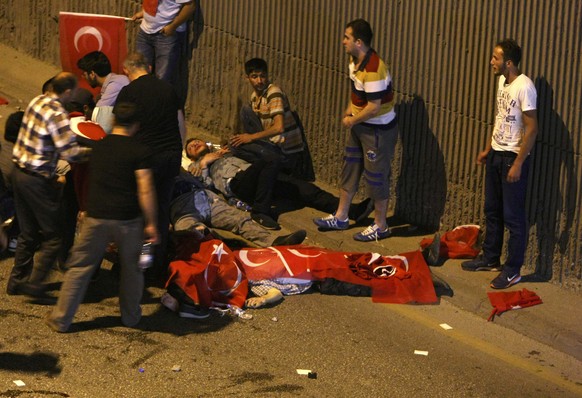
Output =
[{"x1": 245, "y1": 288, "x2": 283, "y2": 309}]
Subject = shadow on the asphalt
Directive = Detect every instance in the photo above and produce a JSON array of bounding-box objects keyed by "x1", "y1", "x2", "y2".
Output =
[
  {"x1": 0, "y1": 352, "x2": 62, "y2": 375},
  {"x1": 520, "y1": 273, "x2": 551, "y2": 283},
  {"x1": 140, "y1": 307, "x2": 233, "y2": 335},
  {"x1": 386, "y1": 215, "x2": 437, "y2": 237},
  {"x1": 68, "y1": 307, "x2": 232, "y2": 336}
]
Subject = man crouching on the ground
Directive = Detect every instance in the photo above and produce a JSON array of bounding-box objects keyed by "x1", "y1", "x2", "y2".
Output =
[{"x1": 47, "y1": 102, "x2": 158, "y2": 332}]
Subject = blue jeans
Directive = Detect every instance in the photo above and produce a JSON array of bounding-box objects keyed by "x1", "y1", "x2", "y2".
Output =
[
  {"x1": 482, "y1": 150, "x2": 530, "y2": 273},
  {"x1": 136, "y1": 29, "x2": 184, "y2": 85}
]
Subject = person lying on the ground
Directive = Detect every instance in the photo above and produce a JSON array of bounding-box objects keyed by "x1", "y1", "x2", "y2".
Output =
[
  {"x1": 184, "y1": 138, "x2": 374, "y2": 224},
  {"x1": 170, "y1": 171, "x2": 307, "y2": 248},
  {"x1": 164, "y1": 236, "x2": 451, "y2": 318},
  {"x1": 186, "y1": 137, "x2": 281, "y2": 230}
]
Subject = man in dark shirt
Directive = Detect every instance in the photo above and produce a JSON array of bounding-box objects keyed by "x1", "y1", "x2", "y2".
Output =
[
  {"x1": 116, "y1": 52, "x2": 183, "y2": 282},
  {"x1": 47, "y1": 102, "x2": 158, "y2": 332}
]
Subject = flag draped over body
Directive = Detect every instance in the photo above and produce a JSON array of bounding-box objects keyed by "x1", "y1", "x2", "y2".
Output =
[{"x1": 169, "y1": 238, "x2": 438, "y2": 308}]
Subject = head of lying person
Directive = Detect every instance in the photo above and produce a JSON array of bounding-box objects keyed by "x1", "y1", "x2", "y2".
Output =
[{"x1": 185, "y1": 138, "x2": 210, "y2": 161}]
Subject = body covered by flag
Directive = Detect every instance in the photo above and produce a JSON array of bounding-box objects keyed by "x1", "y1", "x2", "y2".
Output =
[
  {"x1": 167, "y1": 239, "x2": 249, "y2": 309},
  {"x1": 59, "y1": 12, "x2": 127, "y2": 76},
  {"x1": 235, "y1": 246, "x2": 437, "y2": 304}
]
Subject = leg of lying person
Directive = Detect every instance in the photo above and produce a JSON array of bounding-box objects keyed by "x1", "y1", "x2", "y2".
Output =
[{"x1": 206, "y1": 191, "x2": 274, "y2": 247}]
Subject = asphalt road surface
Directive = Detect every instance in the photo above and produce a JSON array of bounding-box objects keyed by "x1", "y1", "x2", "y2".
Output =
[
  {"x1": 0, "y1": 43, "x2": 581, "y2": 397},
  {"x1": 0, "y1": 254, "x2": 580, "y2": 398}
]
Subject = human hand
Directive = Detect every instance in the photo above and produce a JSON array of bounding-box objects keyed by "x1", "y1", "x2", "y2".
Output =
[
  {"x1": 217, "y1": 147, "x2": 230, "y2": 156},
  {"x1": 476, "y1": 150, "x2": 489, "y2": 165},
  {"x1": 161, "y1": 24, "x2": 177, "y2": 36},
  {"x1": 506, "y1": 162, "x2": 522, "y2": 183},
  {"x1": 189, "y1": 165, "x2": 204, "y2": 177},
  {"x1": 200, "y1": 152, "x2": 222, "y2": 168},
  {"x1": 144, "y1": 224, "x2": 159, "y2": 245},
  {"x1": 342, "y1": 115, "x2": 354, "y2": 128},
  {"x1": 131, "y1": 11, "x2": 143, "y2": 22},
  {"x1": 230, "y1": 133, "x2": 254, "y2": 147}
]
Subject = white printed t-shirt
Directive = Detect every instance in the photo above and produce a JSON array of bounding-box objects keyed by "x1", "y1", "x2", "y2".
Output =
[{"x1": 491, "y1": 74, "x2": 537, "y2": 154}]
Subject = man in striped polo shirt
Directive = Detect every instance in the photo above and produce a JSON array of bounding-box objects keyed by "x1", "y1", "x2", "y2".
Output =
[
  {"x1": 314, "y1": 19, "x2": 398, "y2": 242},
  {"x1": 230, "y1": 58, "x2": 310, "y2": 181}
]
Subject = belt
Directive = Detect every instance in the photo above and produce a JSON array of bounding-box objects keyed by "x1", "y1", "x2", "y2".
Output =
[{"x1": 492, "y1": 150, "x2": 517, "y2": 158}]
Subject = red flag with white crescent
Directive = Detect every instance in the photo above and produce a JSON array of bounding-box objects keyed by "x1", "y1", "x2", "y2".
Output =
[
  {"x1": 59, "y1": 12, "x2": 127, "y2": 79},
  {"x1": 234, "y1": 246, "x2": 437, "y2": 304},
  {"x1": 420, "y1": 224, "x2": 481, "y2": 259},
  {"x1": 167, "y1": 239, "x2": 248, "y2": 309}
]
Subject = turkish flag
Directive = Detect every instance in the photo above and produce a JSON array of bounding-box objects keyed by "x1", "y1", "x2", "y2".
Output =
[
  {"x1": 167, "y1": 240, "x2": 249, "y2": 309},
  {"x1": 235, "y1": 246, "x2": 437, "y2": 304},
  {"x1": 59, "y1": 12, "x2": 128, "y2": 80},
  {"x1": 420, "y1": 225, "x2": 482, "y2": 259}
]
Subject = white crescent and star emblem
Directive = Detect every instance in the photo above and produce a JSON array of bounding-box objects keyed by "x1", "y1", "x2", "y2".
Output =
[
  {"x1": 74, "y1": 26, "x2": 104, "y2": 52},
  {"x1": 287, "y1": 249, "x2": 324, "y2": 258},
  {"x1": 237, "y1": 250, "x2": 270, "y2": 268},
  {"x1": 212, "y1": 243, "x2": 227, "y2": 262}
]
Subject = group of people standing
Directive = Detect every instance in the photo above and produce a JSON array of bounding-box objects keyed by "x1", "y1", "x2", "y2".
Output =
[{"x1": 3, "y1": 6, "x2": 538, "y2": 332}]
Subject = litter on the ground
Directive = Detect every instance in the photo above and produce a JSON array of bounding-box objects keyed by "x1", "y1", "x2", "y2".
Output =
[
  {"x1": 13, "y1": 380, "x2": 25, "y2": 387},
  {"x1": 271, "y1": 317, "x2": 278, "y2": 322},
  {"x1": 296, "y1": 369, "x2": 317, "y2": 379},
  {"x1": 171, "y1": 365, "x2": 181, "y2": 372},
  {"x1": 439, "y1": 323, "x2": 453, "y2": 330},
  {"x1": 414, "y1": 350, "x2": 429, "y2": 356},
  {"x1": 211, "y1": 305, "x2": 253, "y2": 320},
  {"x1": 138, "y1": 367, "x2": 145, "y2": 373}
]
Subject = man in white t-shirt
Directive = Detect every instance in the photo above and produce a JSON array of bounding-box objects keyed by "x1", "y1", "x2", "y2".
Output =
[
  {"x1": 131, "y1": 0, "x2": 196, "y2": 86},
  {"x1": 462, "y1": 39, "x2": 538, "y2": 289}
]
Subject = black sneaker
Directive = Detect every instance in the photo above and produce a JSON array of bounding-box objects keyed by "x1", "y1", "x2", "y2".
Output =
[
  {"x1": 490, "y1": 269, "x2": 521, "y2": 289},
  {"x1": 272, "y1": 230, "x2": 307, "y2": 246},
  {"x1": 18, "y1": 281, "x2": 49, "y2": 298},
  {"x1": 179, "y1": 303, "x2": 210, "y2": 319},
  {"x1": 422, "y1": 232, "x2": 441, "y2": 266},
  {"x1": 251, "y1": 212, "x2": 280, "y2": 230},
  {"x1": 461, "y1": 255, "x2": 501, "y2": 272}
]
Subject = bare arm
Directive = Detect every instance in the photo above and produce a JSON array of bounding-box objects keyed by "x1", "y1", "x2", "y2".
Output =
[
  {"x1": 343, "y1": 102, "x2": 353, "y2": 118},
  {"x1": 131, "y1": 10, "x2": 143, "y2": 21},
  {"x1": 507, "y1": 109, "x2": 538, "y2": 182},
  {"x1": 230, "y1": 114, "x2": 284, "y2": 147},
  {"x1": 161, "y1": 2, "x2": 196, "y2": 36},
  {"x1": 342, "y1": 99, "x2": 381, "y2": 128},
  {"x1": 477, "y1": 135, "x2": 493, "y2": 165},
  {"x1": 135, "y1": 168, "x2": 159, "y2": 244}
]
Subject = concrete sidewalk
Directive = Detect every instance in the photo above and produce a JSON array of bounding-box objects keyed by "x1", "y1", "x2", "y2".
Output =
[{"x1": 1, "y1": 43, "x2": 581, "y2": 363}]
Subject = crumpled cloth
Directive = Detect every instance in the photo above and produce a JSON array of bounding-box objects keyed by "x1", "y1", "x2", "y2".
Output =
[{"x1": 487, "y1": 288, "x2": 543, "y2": 321}]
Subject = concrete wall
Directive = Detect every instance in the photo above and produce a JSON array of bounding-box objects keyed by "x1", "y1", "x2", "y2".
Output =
[{"x1": 0, "y1": 0, "x2": 580, "y2": 289}]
